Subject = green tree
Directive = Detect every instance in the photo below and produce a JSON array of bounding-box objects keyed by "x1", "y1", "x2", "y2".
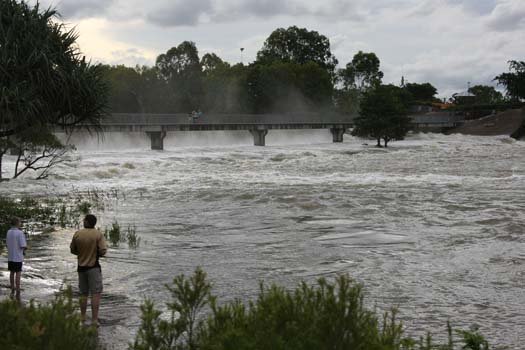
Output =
[
  {"x1": 0, "y1": 0, "x2": 108, "y2": 178},
  {"x1": 246, "y1": 62, "x2": 333, "y2": 113},
  {"x1": 102, "y1": 65, "x2": 174, "y2": 113},
  {"x1": 352, "y1": 85, "x2": 411, "y2": 147},
  {"x1": 494, "y1": 60, "x2": 525, "y2": 102},
  {"x1": 156, "y1": 41, "x2": 204, "y2": 111},
  {"x1": 201, "y1": 53, "x2": 230, "y2": 75},
  {"x1": 339, "y1": 51, "x2": 383, "y2": 92},
  {"x1": 404, "y1": 82, "x2": 438, "y2": 102},
  {"x1": 102, "y1": 65, "x2": 144, "y2": 112},
  {"x1": 256, "y1": 26, "x2": 338, "y2": 78},
  {"x1": 467, "y1": 85, "x2": 503, "y2": 105}
]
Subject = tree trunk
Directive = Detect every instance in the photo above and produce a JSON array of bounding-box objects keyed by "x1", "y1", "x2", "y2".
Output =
[
  {"x1": 384, "y1": 137, "x2": 389, "y2": 148},
  {"x1": 376, "y1": 138, "x2": 381, "y2": 147}
]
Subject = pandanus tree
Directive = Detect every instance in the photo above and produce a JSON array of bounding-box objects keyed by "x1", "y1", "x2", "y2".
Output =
[{"x1": 0, "y1": 0, "x2": 108, "y2": 179}]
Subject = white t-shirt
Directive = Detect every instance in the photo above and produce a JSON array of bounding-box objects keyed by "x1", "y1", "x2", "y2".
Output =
[{"x1": 6, "y1": 228, "x2": 27, "y2": 262}]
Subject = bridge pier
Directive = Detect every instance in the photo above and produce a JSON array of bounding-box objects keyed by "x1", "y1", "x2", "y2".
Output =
[
  {"x1": 250, "y1": 129, "x2": 268, "y2": 146},
  {"x1": 146, "y1": 131, "x2": 166, "y2": 150},
  {"x1": 330, "y1": 127, "x2": 346, "y2": 143}
]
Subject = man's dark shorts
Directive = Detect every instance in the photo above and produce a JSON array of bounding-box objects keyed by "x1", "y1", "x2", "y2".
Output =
[
  {"x1": 8, "y1": 261, "x2": 23, "y2": 272},
  {"x1": 78, "y1": 267, "x2": 103, "y2": 295}
]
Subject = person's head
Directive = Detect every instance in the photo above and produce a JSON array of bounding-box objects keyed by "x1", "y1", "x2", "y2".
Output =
[
  {"x1": 83, "y1": 214, "x2": 97, "y2": 229},
  {"x1": 10, "y1": 217, "x2": 21, "y2": 228}
]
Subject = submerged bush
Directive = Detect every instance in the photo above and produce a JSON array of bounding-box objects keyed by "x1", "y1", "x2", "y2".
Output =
[
  {"x1": 0, "y1": 288, "x2": 98, "y2": 350},
  {"x1": 126, "y1": 224, "x2": 141, "y2": 249},
  {"x1": 132, "y1": 268, "x2": 493, "y2": 350},
  {"x1": 104, "y1": 220, "x2": 141, "y2": 249},
  {"x1": 104, "y1": 221, "x2": 122, "y2": 246}
]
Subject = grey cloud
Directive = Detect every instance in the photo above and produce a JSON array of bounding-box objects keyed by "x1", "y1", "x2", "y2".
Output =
[
  {"x1": 146, "y1": 0, "x2": 366, "y2": 27},
  {"x1": 146, "y1": 0, "x2": 213, "y2": 26},
  {"x1": 49, "y1": 0, "x2": 115, "y2": 19},
  {"x1": 448, "y1": 0, "x2": 497, "y2": 15},
  {"x1": 486, "y1": 0, "x2": 525, "y2": 31}
]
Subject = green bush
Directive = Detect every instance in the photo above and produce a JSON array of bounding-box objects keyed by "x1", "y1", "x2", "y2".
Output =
[
  {"x1": 126, "y1": 224, "x2": 141, "y2": 249},
  {"x1": 104, "y1": 221, "x2": 122, "y2": 247},
  {"x1": 0, "y1": 288, "x2": 98, "y2": 350},
  {"x1": 132, "y1": 269, "x2": 493, "y2": 350},
  {"x1": 104, "y1": 221, "x2": 141, "y2": 249}
]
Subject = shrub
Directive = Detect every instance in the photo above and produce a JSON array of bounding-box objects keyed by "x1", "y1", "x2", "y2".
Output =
[
  {"x1": 126, "y1": 224, "x2": 141, "y2": 249},
  {"x1": 104, "y1": 221, "x2": 122, "y2": 246},
  {"x1": 0, "y1": 288, "x2": 98, "y2": 350},
  {"x1": 131, "y1": 267, "x2": 211, "y2": 350},
  {"x1": 132, "y1": 269, "x2": 493, "y2": 350},
  {"x1": 104, "y1": 221, "x2": 141, "y2": 249}
]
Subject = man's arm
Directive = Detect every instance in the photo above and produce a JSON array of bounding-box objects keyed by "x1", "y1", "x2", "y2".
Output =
[
  {"x1": 97, "y1": 232, "x2": 107, "y2": 257},
  {"x1": 70, "y1": 233, "x2": 78, "y2": 255},
  {"x1": 19, "y1": 231, "x2": 27, "y2": 250}
]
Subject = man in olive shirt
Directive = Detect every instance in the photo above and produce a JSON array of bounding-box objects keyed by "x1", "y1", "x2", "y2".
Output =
[{"x1": 70, "y1": 214, "x2": 107, "y2": 326}]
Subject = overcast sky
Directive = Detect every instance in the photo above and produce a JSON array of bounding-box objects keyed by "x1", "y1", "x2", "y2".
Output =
[{"x1": 33, "y1": 0, "x2": 525, "y2": 97}]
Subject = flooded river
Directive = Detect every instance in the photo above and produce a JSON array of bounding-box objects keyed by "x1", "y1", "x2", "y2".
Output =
[{"x1": 1, "y1": 130, "x2": 524, "y2": 349}]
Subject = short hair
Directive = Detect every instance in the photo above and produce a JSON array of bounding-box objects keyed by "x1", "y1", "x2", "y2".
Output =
[
  {"x1": 84, "y1": 214, "x2": 97, "y2": 228},
  {"x1": 10, "y1": 217, "x2": 21, "y2": 226}
]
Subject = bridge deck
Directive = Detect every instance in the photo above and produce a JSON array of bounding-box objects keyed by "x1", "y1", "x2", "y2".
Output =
[{"x1": 64, "y1": 112, "x2": 464, "y2": 148}]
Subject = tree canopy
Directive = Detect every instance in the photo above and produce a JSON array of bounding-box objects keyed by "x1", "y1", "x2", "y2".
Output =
[
  {"x1": 404, "y1": 82, "x2": 437, "y2": 102},
  {"x1": 352, "y1": 85, "x2": 411, "y2": 147},
  {"x1": 0, "y1": 0, "x2": 107, "y2": 138},
  {"x1": 494, "y1": 60, "x2": 525, "y2": 102},
  {"x1": 156, "y1": 41, "x2": 204, "y2": 111},
  {"x1": 256, "y1": 26, "x2": 338, "y2": 78},
  {"x1": 339, "y1": 51, "x2": 383, "y2": 92},
  {"x1": 0, "y1": 0, "x2": 108, "y2": 178},
  {"x1": 468, "y1": 85, "x2": 503, "y2": 105}
]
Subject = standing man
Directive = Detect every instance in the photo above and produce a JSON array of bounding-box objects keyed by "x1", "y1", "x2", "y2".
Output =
[
  {"x1": 6, "y1": 217, "x2": 27, "y2": 298},
  {"x1": 70, "y1": 214, "x2": 107, "y2": 326}
]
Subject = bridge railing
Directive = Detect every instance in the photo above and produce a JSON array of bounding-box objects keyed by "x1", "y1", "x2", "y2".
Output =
[{"x1": 100, "y1": 113, "x2": 355, "y2": 125}]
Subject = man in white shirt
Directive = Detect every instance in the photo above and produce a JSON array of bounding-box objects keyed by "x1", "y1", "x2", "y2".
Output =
[{"x1": 6, "y1": 217, "x2": 27, "y2": 297}]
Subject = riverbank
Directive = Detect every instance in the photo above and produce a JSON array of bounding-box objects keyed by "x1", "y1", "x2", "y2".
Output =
[{"x1": 447, "y1": 108, "x2": 524, "y2": 138}]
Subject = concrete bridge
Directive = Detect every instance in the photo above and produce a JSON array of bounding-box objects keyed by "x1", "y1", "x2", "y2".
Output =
[
  {"x1": 90, "y1": 112, "x2": 354, "y2": 149},
  {"x1": 75, "y1": 112, "x2": 464, "y2": 150}
]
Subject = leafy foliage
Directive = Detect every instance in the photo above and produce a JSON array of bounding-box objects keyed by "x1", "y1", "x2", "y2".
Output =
[
  {"x1": 352, "y1": 85, "x2": 411, "y2": 147},
  {"x1": 403, "y1": 83, "x2": 438, "y2": 103},
  {"x1": 467, "y1": 85, "x2": 503, "y2": 105},
  {"x1": 156, "y1": 41, "x2": 204, "y2": 111},
  {"x1": 494, "y1": 60, "x2": 525, "y2": 102},
  {"x1": 0, "y1": 0, "x2": 108, "y2": 179},
  {"x1": 0, "y1": 287, "x2": 98, "y2": 350},
  {"x1": 339, "y1": 51, "x2": 384, "y2": 92},
  {"x1": 246, "y1": 61, "x2": 333, "y2": 113},
  {"x1": 131, "y1": 267, "x2": 212, "y2": 350},
  {"x1": 256, "y1": 26, "x2": 338, "y2": 78},
  {"x1": 132, "y1": 268, "x2": 494, "y2": 350},
  {"x1": 104, "y1": 220, "x2": 141, "y2": 248}
]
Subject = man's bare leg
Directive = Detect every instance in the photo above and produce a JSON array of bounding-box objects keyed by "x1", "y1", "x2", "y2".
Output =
[
  {"x1": 14, "y1": 271, "x2": 21, "y2": 299},
  {"x1": 9, "y1": 271, "x2": 15, "y2": 294},
  {"x1": 79, "y1": 295, "x2": 88, "y2": 323},
  {"x1": 91, "y1": 293, "x2": 101, "y2": 326}
]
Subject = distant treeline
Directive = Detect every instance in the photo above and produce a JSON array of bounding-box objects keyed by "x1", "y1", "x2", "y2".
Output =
[
  {"x1": 100, "y1": 26, "x2": 434, "y2": 115},
  {"x1": 102, "y1": 26, "x2": 524, "y2": 115}
]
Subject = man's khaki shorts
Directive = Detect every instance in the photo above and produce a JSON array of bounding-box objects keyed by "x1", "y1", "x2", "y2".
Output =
[{"x1": 78, "y1": 268, "x2": 103, "y2": 295}]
